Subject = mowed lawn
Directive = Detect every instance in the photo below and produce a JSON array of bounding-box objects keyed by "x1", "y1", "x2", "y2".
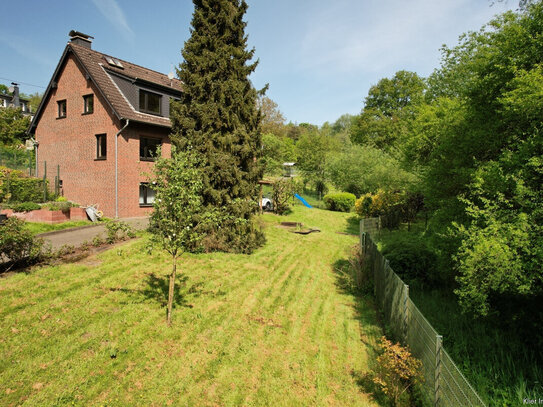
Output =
[{"x1": 1, "y1": 205, "x2": 382, "y2": 406}]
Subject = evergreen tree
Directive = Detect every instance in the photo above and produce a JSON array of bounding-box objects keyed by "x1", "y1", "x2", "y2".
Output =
[{"x1": 171, "y1": 0, "x2": 265, "y2": 253}]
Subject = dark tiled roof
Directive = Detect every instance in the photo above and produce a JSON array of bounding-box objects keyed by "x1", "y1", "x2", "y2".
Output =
[{"x1": 69, "y1": 43, "x2": 182, "y2": 128}]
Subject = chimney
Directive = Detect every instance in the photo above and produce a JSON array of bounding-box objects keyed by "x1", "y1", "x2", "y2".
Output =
[
  {"x1": 11, "y1": 82, "x2": 20, "y2": 108},
  {"x1": 69, "y1": 30, "x2": 93, "y2": 49}
]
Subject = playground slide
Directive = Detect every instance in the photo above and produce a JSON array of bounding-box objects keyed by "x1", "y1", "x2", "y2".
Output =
[{"x1": 294, "y1": 193, "x2": 312, "y2": 208}]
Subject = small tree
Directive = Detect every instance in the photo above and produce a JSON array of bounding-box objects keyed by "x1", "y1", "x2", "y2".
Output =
[
  {"x1": 271, "y1": 178, "x2": 300, "y2": 215},
  {"x1": 148, "y1": 146, "x2": 207, "y2": 326}
]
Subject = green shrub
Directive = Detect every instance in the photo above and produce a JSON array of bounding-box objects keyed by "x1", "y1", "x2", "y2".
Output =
[
  {"x1": 55, "y1": 196, "x2": 67, "y2": 202},
  {"x1": 43, "y1": 201, "x2": 73, "y2": 213},
  {"x1": 0, "y1": 217, "x2": 44, "y2": 270},
  {"x1": 0, "y1": 166, "x2": 48, "y2": 203},
  {"x1": 371, "y1": 336, "x2": 424, "y2": 407},
  {"x1": 323, "y1": 192, "x2": 355, "y2": 212},
  {"x1": 104, "y1": 220, "x2": 135, "y2": 244},
  {"x1": 381, "y1": 233, "x2": 439, "y2": 287},
  {"x1": 9, "y1": 202, "x2": 41, "y2": 212},
  {"x1": 355, "y1": 189, "x2": 424, "y2": 229}
]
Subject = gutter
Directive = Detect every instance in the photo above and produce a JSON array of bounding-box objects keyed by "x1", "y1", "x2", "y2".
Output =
[{"x1": 115, "y1": 119, "x2": 130, "y2": 218}]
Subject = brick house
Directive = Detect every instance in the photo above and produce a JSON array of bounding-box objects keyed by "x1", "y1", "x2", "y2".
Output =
[{"x1": 28, "y1": 31, "x2": 182, "y2": 218}]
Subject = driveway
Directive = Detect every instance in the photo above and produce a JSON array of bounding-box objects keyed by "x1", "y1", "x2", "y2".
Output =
[{"x1": 37, "y1": 217, "x2": 149, "y2": 251}]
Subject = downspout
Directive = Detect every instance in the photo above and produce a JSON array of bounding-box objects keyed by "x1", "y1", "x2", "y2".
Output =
[{"x1": 115, "y1": 119, "x2": 130, "y2": 219}]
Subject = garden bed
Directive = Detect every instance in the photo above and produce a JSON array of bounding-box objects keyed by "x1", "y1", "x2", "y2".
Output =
[{"x1": 1, "y1": 207, "x2": 88, "y2": 224}]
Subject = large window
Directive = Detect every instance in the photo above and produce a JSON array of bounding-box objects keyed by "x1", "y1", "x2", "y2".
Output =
[
  {"x1": 139, "y1": 183, "x2": 155, "y2": 206},
  {"x1": 57, "y1": 100, "x2": 66, "y2": 118},
  {"x1": 83, "y1": 94, "x2": 94, "y2": 114},
  {"x1": 140, "y1": 137, "x2": 161, "y2": 161},
  {"x1": 96, "y1": 134, "x2": 106, "y2": 160},
  {"x1": 139, "y1": 90, "x2": 161, "y2": 115}
]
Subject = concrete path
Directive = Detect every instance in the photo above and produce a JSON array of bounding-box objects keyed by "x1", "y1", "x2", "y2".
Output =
[{"x1": 37, "y1": 217, "x2": 149, "y2": 251}]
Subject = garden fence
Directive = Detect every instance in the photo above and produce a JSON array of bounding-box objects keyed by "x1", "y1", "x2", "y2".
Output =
[
  {"x1": 0, "y1": 147, "x2": 34, "y2": 176},
  {"x1": 359, "y1": 218, "x2": 486, "y2": 407}
]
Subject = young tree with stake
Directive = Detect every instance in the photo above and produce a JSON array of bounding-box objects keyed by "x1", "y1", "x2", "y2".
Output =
[{"x1": 148, "y1": 146, "x2": 207, "y2": 325}]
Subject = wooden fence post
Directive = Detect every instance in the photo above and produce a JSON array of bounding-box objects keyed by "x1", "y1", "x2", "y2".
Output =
[{"x1": 435, "y1": 335, "x2": 443, "y2": 407}]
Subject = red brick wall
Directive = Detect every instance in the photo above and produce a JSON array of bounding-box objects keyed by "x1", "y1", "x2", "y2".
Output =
[
  {"x1": 117, "y1": 123, "x2": 171, "y2": 218},
  {"x1": 35, "y1": 53, "x2": 171, "y2": 218}
]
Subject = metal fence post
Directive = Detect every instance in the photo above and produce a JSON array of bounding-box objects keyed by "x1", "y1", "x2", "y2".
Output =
[
  {"x1": 403, "y1": 284, "x2": 409, "y2": 344},
  {"x1": 435, "y1": 335, "x2": 443, "y2": 407},
  {"x1": 43, "y1": 161, "x2": 47, "y2": 202},
  {"x1": 56, "y1": 165, "x2": 60, "y2": 196}
]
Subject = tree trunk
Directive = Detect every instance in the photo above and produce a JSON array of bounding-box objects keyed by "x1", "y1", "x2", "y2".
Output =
[{"x1": 167, "y1": 254, "x2": 177, "y2": 326}]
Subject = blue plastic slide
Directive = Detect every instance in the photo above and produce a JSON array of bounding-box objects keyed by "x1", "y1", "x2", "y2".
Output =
[{"x1": 294, "y1": 193, "x2": 312, "y2": 208}]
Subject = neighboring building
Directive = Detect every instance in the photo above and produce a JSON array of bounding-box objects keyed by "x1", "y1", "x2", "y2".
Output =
[
  {"x1": 28, "y1": 31, "x2": 182, "y2": 218},
  {"x1": 0, "y1": 83, "x2": 32, "y2": 117}
]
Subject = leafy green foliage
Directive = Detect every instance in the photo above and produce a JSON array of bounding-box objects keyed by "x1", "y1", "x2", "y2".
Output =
[
  {"x1": 104, "y1": 220, "x2": 136, "y2": 244},
  {"x1": 296, "y1": 128, "x2": 335, "y2": 198},
  {"x1": 327, "y1": 145, "x2": 416, "y2": 196},
  {"x1": 381, "y1": 232, "x2": 438, "y2": 287},
  {"x1": 148, "y1": 146, "x2": 211, "y2": 324},
  {"x1": 0, "y1": 217, "x2": 44, "y2": 271},
  {"x1": 271, "y1": 178, "x2": 300, "y2": 215},
  {"x1": 355, "y1": 190, "x2": 423, "y2": 230},
  {"x1": 261, "y1": 133, "x2": 295, "y2": 176},
  {"x1": 351, "y1": 71, "x2": 426, "y2": 152},
  {"x1": 258, "y1": 96, "x2": 286, "y2": 137},
  {"x1": 0, "y1": 167, "x2": 46, "y2": 203},
  {"x1": 149, "y1": 147, "x2": 207, "y2": 259},
  {"x1": 171, "y1": 0, "x2": 264, "y2": 253},
  {"x1": 42, "y1": 201, "x2": 76, "y2": 212},
  {"x1": 0, "y1": 107, "x2": 30, "y2": 145},
  {"x1": 8, "y1": 202, "x2": 41, "y2": 212},
  {"x1": 371, "y1": 336, "x2": 424, "y2": 407},
  {"x1": 323, "y1": 192, "x2": 355, "y2": 212}
]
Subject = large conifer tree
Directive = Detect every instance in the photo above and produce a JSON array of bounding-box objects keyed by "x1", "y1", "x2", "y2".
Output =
[{"x1": 171, "y1": 0, "x2": 265, "y2": 253}]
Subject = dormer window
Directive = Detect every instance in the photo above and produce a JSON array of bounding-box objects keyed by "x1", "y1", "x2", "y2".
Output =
[
  {"x1": 83, "y1": 94, "x2": 94, "y2": 114},
  {"x1": 57, "y1": 100, "x2": 66, "y2": 118},
  {"x1": 139, "y1": 90, "x2": 161, "y2": 115}
]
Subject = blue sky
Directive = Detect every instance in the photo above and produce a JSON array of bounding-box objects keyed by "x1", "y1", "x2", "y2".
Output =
[{"x1": 0, "y1": 0, "x2": 515, "y2": 125}]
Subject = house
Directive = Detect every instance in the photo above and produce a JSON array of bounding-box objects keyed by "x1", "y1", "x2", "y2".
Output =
[
  {"x1": 0, "y1": 83, "x2": 32, "y2": 117},
  {"x1": 28, "y1": 31, "x2": 182, "y2": 218}
]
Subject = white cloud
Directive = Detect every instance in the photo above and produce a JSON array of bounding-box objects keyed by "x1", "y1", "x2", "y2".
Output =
[
  {"x1": 92, "y1": 0, "x2": 134, "y2": 40},
  {"x1": 297, "y1": 0, "x2": 511, "y2": 77}
]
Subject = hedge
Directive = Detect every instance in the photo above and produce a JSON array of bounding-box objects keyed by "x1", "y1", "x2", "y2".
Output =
[
  {"x1": 0, "y1": 166, "x2": 47, "y2": 203},
  {"x1": 323, "y1": 192, "x2": 356, "y2": 212}
]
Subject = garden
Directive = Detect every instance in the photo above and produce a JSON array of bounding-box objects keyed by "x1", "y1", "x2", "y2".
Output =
[{"x1": 1, "y1": 205, "x2": 388, "y2": 406}]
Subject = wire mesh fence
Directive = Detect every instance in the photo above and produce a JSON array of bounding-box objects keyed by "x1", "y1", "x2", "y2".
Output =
[
  {"x1": 0, "y1": 146, "x2": 34, "y2": 176},
  {"x1": 359, "y1": 218, "x2": 487, "y2": 407}
]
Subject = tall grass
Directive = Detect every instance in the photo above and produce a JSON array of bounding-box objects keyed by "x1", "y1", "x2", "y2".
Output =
[{"x1": 376, "y1": 222, "x2": 543, "y2": 406}]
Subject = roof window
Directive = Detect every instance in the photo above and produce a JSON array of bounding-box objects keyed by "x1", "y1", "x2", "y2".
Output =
[{"x1": 104, "y1": 56, "x2": 124, "y2": 69}]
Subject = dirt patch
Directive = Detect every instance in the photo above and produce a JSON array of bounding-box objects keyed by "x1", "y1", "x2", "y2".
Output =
[{"x1": 246, "y1": 314, "x2": 283, "y2": 328}]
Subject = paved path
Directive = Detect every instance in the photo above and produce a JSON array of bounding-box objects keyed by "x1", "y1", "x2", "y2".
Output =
[{"x1": 37, "y1": 217, "x2": 149, "y2": 251}]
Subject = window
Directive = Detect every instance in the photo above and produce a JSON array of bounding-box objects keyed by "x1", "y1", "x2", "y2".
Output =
[
  {"x1": 140, "y1": 137, "x2": 161, "y2": 161},
  {"x1": 139, "y1": 90, "x2": 161, "y2": 115},
  {"x1": 96, "y1": 134, "x2": 106, "y2": 159},
  {"x1": 139, "y1": 183, "x2": 155, "y2": 206},
  {"x1": 57, "y1": 100, "x2": 66, "y2": 118},
  {"x1": 83, "y1": 94, "x2": 94, "y2": 114}
]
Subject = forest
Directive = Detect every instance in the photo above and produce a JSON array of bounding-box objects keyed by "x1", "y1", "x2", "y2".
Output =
[{"x1": 260, "y1": 3, "x2": 543, "y2": 404}]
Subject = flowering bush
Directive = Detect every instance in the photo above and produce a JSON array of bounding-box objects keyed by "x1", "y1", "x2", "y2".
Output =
[{"x1": 372, "y1": 336, "x2": 424, "y2": 407}]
